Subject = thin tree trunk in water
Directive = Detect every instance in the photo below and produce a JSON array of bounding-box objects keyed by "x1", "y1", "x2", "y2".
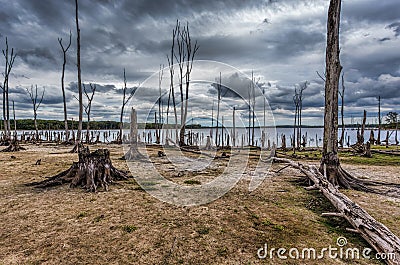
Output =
[
  {"x1": 75, "y1": 0, "x2": 83, "y2": 144},
  {"x1": 232, "y1": 107, "x2": 236, "y2": 147},
  {"x1": 320, "y1": 0, "x2": 342, "y2": 185},
  {"x1": 377, "y1": 96, "x2": 381, "y2": 145},
  {"x1": 339, "y1": 73, "x2": 345, "y2": 147},
  {"x1": 12, "y1": 100, "x2": 16, "y2": 139}
]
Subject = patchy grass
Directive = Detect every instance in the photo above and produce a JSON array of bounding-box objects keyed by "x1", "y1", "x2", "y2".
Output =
[
  {"x1": 122, "y1": 225, "x2": 138, "y2": 233},
  {"x1": 183, "y1": 179, "x2": 201, "y2": 185},
  {"x1": 340, "y1": 152, "x2": 400, "y2": 166},
  {"x1": 284, "y1": 148, "x2": 400, "y2": 166},
  {"x1": 0, "y1": 143, "x2": 396, "y2": 264}
]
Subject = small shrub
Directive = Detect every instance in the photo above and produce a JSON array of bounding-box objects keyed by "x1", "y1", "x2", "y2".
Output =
[
  {"x1": 77, "y1": 212, "x2": 88, "y2": 219},
  {"x1": 196, "y1": 227, "x2": 210, "y2": 235},
  {"x1": 122, "y1": 225, "x2": 137, "y2": 233},
  {"x1": 184, "y1": 180, "x2": 201, "y2": 185}
]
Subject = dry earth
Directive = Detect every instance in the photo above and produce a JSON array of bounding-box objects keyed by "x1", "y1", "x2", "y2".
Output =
[{"x1": 0, "y1": 143, "x2": 399, "y2": 264}]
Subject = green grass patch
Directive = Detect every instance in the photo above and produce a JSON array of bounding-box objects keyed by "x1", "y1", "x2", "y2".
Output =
[
  {"x1": 77, "y1": 212, "x2": 88, "y2": 219},
  {"x1": 122, "y1": 225, "x2": 138, "y2": 233},
  {"x1": 196, "y1": 227, "x2": 210, "y2": 235},
  {"x1": 184, "y1": 179, "x2": 201, "y2": 185}
]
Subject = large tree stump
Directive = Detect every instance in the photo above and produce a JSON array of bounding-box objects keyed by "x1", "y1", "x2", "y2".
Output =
[
  {"x1": 0, "y1": 140, "x2": 25, "y2": 152},
  {"x1": 29, "y1": 147, "x2": 129, "y2": 192}
]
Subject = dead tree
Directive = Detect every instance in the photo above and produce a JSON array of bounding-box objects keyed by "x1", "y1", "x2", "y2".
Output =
[
  {"x1": 172, "y1": 21, "x2": 199, "y2": 147},
  {"x1": 1, "y1": 37, "x2": 17, "y2": 141},
  {"x1": 293, "y1": 88, "x2": 300, "y2": 152},
  {"x1": 29, "y1": 147, "x2": 129, "y2": 192},
  {"x1": 320, "y1": 0, "x2": 390, "y2": 192},
  {"x1": 12, "y1": 100, "x2": 16, "y2": 138},
  {"x1": 75, "y1": 0, "x2": 83, "y2": 145},
  {"x1": 123, "y1": 108, "x2": 144, "y2": 160},
  {"x1": 58, "y1": 31, "x2": 72, "y2": 142},
  {"x1": 274, "y1": 157, "x2": 400, "y2": 265},
  {"x1": 156, "y1": 64, "x2": 164, "y2": 144},
  {"x1": 351, "y1": 110, "x2": 368, "y2": 154},
  {"x1": 216, "y1": 72, "x2": 222, "y2": 147},
  {"x1": 26, "y1": 85, "x2": 45, "y2": 141},
  {"x1": 296, "y1": 81, "x2": 308, "y2": 149},
  {"x1": 83, "y1": 83, "x2": 96, "y2": 143},
  {"x1": 377, "y1": 96, "x2": 381, "y2": 145},
  {"x1": 338, "y1": 73, "x2": 345, "y2": 147},
  {"x1": 118, "y1": 69, "x2": 135, "y2": 144},
  {"x1": 166, "y1": 22, "x2": 179, "y2": 144},
  {"x1": 250, "y1": 71, "x2": 256, "y2": 147},
  {"x1": 320, "y1": 0, "x2": 345, "y2": 186}
]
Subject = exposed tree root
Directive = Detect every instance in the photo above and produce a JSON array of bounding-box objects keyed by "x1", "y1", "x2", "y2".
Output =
[
  {"x1": 0, "y1": 140, "x2": 26, "y2": 152},
  {"x1": 29, "y1": 147, "x2": 129, "y2": 192},
  {"x1": 122, "y1": 146, "x2": 146, "y2": 160}
]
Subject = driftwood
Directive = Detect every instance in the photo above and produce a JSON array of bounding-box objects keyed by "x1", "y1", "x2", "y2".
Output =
[
  {"x1": 273, "y1": 157, "x2": 400, "y2": 264},
  {"x1": 29, "y1": 147, "x2": 129, "y2": 192}
]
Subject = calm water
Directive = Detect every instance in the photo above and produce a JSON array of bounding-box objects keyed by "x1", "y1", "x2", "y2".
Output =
[{"x1": 12, "y1": 127, "x2": 398, "y2": 148}]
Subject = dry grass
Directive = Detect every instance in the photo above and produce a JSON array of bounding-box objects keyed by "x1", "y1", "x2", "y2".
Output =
[{"x1": 0, "y1": 143, "x2": 399, "y2": 264}]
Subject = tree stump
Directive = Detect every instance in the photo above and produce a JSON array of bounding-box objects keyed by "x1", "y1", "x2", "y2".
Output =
[
  {"x1": 29, "y1": 147, "x2": 129, "y2": 192},
  {"x1": 0, "y1": 140, "x2": 25, "y2": 152},
  {"x1": 122, "y1": 108, "x2": 145, "y2": 160}
]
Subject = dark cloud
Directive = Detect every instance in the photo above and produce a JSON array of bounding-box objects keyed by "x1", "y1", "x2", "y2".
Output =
[
  {"x1": 0, "y1": 0, "x2": 399, "y2": 125},
  {"x1": 387, "y1": 22, "x2": 400, "y2": 37}
]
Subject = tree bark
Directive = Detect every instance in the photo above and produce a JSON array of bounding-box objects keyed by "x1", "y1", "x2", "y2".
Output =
[
  {"x1": 29, "y1": 147, "x2": 128, "y2": 191},
  {"x1": 58, "y1": 32, "x2": 71, "y2": 142},
  {"x1": 339, "y1": 73, "x2": 345, "y2": 147},
  {"x1": 377, "y1": 96, "x2": 381, "y2": 145},
  {"x1": 75, "y1": 0, "x2": 83, "y2": 143},
  {"x1": 320, "y1": 0, "x2": 343, "y2": 184},
  {"x1": 123, "y1": 108, "x2": 144, "y2": 160},
  {"x1": 274, "y1": 157, "x2": 400, "y2": 265}
]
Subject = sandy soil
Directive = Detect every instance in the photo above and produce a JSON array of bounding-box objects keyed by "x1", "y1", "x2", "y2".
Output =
[{"x1": 0, "y1": 143, "x2": 399, "y2": 264}]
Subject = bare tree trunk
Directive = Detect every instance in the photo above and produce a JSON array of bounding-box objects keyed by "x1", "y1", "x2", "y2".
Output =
[
  {"x1": 2, "y1": 37, "x2": 16, "y2": 140},
  {"x1": 216, "y1": 73, "x2": 221, "y2": 147},
  {"x1": 58, "y1": 32, "x2": 71, "y2": 142},
  {"x1": 83, "y1": 84, "x2": 96, "y2": 144},
  {"x1": 360, "y1": 110, "x2": 366, "y2": 144},
  {"x1": 293, "y1": 92, "x2": 298, "y2": 153},
  {"x1": 27, "y1": 85, "x2": 45, "y2": 142},
  {"x1": 339, "y1": 73, "x2": 345, "y2": 147},
  {"x1": 320, "y1": 0, "x2": 343, "y2": 185},
  {"x1": 377, "y1": 96, "x2": 381, "y2": 145},
  {"x1": 12, "y1": 100, "x2": 16, "y2": 139},
  {"x1": 123, "y1": 108, "x2": 144, "y2": 160},
  {"x1": 75, "y1": 0, "x2": 83, "y2": 144},
  {"x1": 232, "y1": 107, "x2": 236, "y2": 147}
]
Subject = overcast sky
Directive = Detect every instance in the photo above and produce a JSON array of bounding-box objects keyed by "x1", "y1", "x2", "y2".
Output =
[{"x1": 0, "y1": 0, "x2": 399, "y2": 126}]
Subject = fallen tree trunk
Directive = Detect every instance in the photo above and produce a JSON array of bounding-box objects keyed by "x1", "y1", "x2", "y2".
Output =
[
  {"x1": 29, "y1": 147, "x2": 129, "y2": 192},
  {"x1": 273, "y1": 157, "x2": 400, "y2": 264}
]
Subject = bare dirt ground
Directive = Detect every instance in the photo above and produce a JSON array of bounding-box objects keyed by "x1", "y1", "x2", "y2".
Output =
[{"x1": 0, "y1": 143, "x2": 399, "y2": 264}]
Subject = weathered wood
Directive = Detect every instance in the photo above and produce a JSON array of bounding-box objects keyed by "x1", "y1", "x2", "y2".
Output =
[
  {"x1": 0, "y1": 140, "x2": 25, "y2": 152},
  {"x1": 123, "y1": 108, "x2": 145, "y2": 160},
  {"x1": 29, "y1": 147, "x2": 129, "y2": 191},
  {"x1": 274, "y1": 157, "x2": 400, "y2": 264}
]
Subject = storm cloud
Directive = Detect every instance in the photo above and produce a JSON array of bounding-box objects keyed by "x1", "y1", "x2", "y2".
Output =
[{"x1": 0, "y1": 0, "x2": 399, "y2": 125}]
